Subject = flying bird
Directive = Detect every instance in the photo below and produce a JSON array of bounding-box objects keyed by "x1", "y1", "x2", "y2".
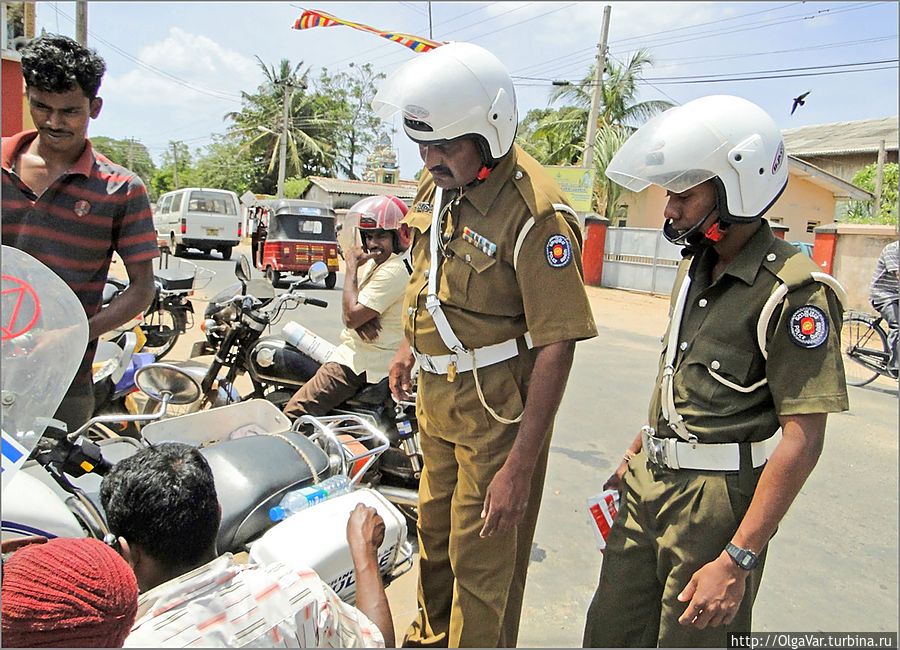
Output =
[{"x1": 791, "y1": 91, "x2": 811, "y2": 116}]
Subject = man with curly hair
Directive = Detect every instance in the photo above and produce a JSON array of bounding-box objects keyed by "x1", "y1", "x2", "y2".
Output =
[{"x1": 2, "y1": 34, "x2": 159, "y2": 434}]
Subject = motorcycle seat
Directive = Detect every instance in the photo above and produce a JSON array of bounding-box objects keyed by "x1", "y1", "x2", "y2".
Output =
[
  {"x1": 199, "y1": 431, "x2": 330, "y2": 553},
  {"x1": 154, "y1": 268, "x2": 194, "y2": 291},
  {"x1": 345, "y1": 377, "x2": 390, "y2": 406}
]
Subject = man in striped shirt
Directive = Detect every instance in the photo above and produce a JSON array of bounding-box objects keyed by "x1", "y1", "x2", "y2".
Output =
[
  {"x1": 101, "y1": 443, "x2": 394, "y2": 648},
  {"x1": 870, "y1": 239, "x2": 899, "y2": 371},
  {"x1": 2, "y1": 34, "x2": 159, "y2": 433}
]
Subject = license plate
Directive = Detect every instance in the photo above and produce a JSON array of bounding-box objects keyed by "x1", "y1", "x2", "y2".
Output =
[
  {"x1": 206, "y1": 228, "x2": 220, "y2": 236},
  {"x1": 190, "y1": 341, "x2": 211, "y2": 358}
]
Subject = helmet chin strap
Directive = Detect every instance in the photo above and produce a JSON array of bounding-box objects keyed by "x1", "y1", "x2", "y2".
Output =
[{"x1": 663, "y1": 202, "x2": 723, "y2": 249}]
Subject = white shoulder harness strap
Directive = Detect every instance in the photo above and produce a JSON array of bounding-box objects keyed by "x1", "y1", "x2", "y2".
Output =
[{"x1": 661, "y1": 266, "x2": 848, "y2": 443}]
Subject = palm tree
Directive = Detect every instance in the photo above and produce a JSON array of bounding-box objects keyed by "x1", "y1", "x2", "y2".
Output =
[
  {"x1": 225, "y1": 57, "x2": 337, "y2": 187},
  {"x1": 520, "y1": 49, "x2": 673, "y2": 217}
]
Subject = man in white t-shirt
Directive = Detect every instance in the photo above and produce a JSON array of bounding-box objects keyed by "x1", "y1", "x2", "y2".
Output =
[{"x1": 284, "y1": 195, "x2": 411, "y2": 418}]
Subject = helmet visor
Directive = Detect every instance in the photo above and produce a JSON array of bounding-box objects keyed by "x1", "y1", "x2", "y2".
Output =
[{"x1": 606, "y1": 104, "x2": 731, "y2": 194}]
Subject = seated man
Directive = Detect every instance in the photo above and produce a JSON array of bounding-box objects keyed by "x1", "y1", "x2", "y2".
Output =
[
  {"x1": 284, "y1": 195, "x2": 410, "y2": 419},
  {"x1": 870, "y1": 239, "x2": 899, "y2": 371},
  {"x1": 99, "y1": 442, "x2": 395, "y2": 648}
]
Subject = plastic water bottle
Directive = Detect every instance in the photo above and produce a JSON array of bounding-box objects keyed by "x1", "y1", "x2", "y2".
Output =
[
  {"x1": 269, "y1": 475, "x2": 352, "y2": 522},
  {"x1": 282, "y1": 321, "x2": 336, "y2": 364}
]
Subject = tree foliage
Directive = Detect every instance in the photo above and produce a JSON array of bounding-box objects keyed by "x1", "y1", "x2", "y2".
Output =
[
  {"x1": 842, "y1": 162, "x2": 899, "y2": 224},
  {"x1": 91, "y1": 136, "x2": 157, "y2": 197}
]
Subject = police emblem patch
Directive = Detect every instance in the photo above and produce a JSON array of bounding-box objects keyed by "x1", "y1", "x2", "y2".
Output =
[
  {"x1": 545, "y1": 234, "x2": 572, "y2": 268},
  {"x1": 788, "y1": 305, "x2": 828, "y2": 348},
  {"x1": 73, "y1": 200, "x2": 91, "y2": 217},
  {"x1": 414, "y1": 202, "x2": 433, "y2": 213}
]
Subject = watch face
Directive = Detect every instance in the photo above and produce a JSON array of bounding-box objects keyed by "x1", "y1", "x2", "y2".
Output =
[
  {"x1": 739, "y1": 554, "x2": 755, "y2": 569},
  {"x1": 727, "y1": 543, "x2": 758, "y2": 570}
]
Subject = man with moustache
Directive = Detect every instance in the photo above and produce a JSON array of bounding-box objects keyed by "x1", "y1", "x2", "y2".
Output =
[
  {"x1": 2, "y1": 34, "x2": 158, "y2": 434},
  {"x1": 372, "y1": 42, "x2": 597, "y2": 647}
]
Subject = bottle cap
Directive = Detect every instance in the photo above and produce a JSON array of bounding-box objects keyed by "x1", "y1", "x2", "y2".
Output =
[{"x1": 269, "y1": 505, "x2": 286, "y2": 522}]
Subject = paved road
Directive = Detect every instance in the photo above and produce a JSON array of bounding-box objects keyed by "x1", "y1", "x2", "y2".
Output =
[{"x1": 135, "y1": 244, "x2": 899, "y2": 645}]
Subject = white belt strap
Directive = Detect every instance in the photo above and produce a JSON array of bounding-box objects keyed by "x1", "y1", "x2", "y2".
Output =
[
  {"x1": 660, "y1": 274, "x2": 696, "y2": 443},
  {"x1": 641, "y1": 427, "x2": 769, "y2": 471}
]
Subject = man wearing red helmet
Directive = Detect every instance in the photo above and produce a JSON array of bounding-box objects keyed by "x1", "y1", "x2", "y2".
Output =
[{"x1": 283, "y1": 194, "x2": 411, "y2": 418}]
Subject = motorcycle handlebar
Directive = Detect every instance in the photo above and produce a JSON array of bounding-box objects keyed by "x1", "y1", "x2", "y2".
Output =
[{"x1": 305, "y1": 297, "x2": 328, "y2": 308}]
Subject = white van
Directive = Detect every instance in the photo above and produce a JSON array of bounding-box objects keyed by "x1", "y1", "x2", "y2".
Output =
[{"x1": 154, "y1": 188, "x2": 242, "y2": 260}]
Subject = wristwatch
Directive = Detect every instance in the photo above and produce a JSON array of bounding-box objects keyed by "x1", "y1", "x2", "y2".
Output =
[{"x1": 725, "y1": 542, "x2": 759, "y2": 571}]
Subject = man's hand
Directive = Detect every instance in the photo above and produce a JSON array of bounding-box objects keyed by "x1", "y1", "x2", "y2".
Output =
[
  {"x1": 479, "y1": 462, "x2": 533, "y2": 538},
  {"x1": 347, "y1": 503, "x2": 385, "y2": 558},
  {"x1": 389, "y1": 340, "x2": 415, "y2": 402},
  {"x1": 603, "y1": 458, "x2": 630, "y2": 494},
  {"x1": 677, "y1": 552, "x2": 748, "y2": 629},
  {"x1": 1, "y1": 535, "x2": 48, "y2": 554},
  {"x1": 346, "y1": 245, "x2": 376, "y2": 275},
  {"x1": 356, "y1": 318, "x2": 382, "y2": 342}
]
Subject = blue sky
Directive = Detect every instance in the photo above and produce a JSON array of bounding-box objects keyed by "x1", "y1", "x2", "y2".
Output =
[{"x1": 34, "y1": 1, "x2": 899, "y2": 180}]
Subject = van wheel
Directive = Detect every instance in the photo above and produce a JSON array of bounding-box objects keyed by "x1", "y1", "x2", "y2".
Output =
[
  {"x1": 174, "y1": 244, "x2": 187, "y2": 256},
  {"x1": 325, "y1": 272, "x2": 337, "y2": 290},
  {"x1": 266, "y1": 266, "x2": 281, "y2": 286},
  {"x1": 220, "y1": 246, "x2": 232, "y2": 261}
]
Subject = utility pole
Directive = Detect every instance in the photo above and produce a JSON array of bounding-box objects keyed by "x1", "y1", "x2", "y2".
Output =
[
  {"x1": 874, "y1": 139, "x2": 886, "y2": 218},
  {"x1": 276, "y1": 79, "x2": 295, "y2": 199},
  {"x1": 427, "y1": 1, "x2": 433, "y2": 39},
  {"x1": 171, "y1": 141, "x2": 180, "y2": 190},
  {"x1": 583, "y1": 5, "x2": 612, "y2": 171},
  {"x1": 75, "y1": 0, "x2": 88, "y2": 45},
  {"x1": 127, "y1": 138, "x2": 134, "y2": 170}
]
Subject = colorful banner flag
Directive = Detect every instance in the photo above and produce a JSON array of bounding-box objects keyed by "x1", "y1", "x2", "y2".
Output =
[{"x1": 293, "y1": 9, "x2": 444, "y2": 53}]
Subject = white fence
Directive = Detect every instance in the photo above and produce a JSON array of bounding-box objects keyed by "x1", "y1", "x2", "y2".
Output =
[{"x1": 602, "y1": 227, "x2": 683, "y2": 295}]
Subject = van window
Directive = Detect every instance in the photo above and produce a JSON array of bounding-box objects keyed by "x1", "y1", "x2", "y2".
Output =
[
  {"x1": 171, "y1": 192, "x2": 183, "y2": 213},
  {"x1": 157, "y1": 194, "x2": 173, "y2": 214},
  {"x1": 188, "y1": 191, "x2": 236, "y2": 215}
]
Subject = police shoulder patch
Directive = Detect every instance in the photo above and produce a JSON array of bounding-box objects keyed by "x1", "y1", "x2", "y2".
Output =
[
  {"x1": 545, "y1": 234, "x2": 572, "y2": 268},
  {"x1": 788, "y1": 305, "x2": 829, "y2": 349}
]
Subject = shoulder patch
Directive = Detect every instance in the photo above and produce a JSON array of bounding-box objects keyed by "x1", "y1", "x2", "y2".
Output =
[
  {"x1": 545, "y1": 234, "x2": 572, "y2": 268},
  {"x1": 788, "y1": 305, "x2": 829, "y2": 348}
]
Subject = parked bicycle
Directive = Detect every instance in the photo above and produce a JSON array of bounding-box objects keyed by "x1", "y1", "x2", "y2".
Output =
[{"x1": 841, "y1": 309, "x2": 898, "y2": 387}]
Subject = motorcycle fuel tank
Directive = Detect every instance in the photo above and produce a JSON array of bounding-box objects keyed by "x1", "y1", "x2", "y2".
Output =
[{"x1": 248, "y1": 336, "x2": 320, "y2": 388}]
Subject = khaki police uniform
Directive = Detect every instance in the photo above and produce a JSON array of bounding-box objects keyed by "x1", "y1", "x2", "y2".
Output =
[
  {"x1": 403, "y1": 144, "x2": 597, "y2": 648},
  {"x1": 583, "y1": 221, "x2": 849, "y2": 648}
]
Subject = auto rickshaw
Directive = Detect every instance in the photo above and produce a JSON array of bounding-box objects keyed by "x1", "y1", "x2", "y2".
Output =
[{"x1": 255, "y1": 199, "x2": 340, "y2": 289}]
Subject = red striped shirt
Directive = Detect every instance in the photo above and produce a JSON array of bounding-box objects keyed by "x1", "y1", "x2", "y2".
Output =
[{"x1": 2, "y1": 130, "x2": 160, "y2": 384}]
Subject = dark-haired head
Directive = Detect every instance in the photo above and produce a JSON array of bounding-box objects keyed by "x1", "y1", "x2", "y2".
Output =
[
  {"x1": 21, "y1": 33, "x2": 106, "y2": 99},
  {"x1": 100, "y1": 443, "x2": 220, "y2": 590}
]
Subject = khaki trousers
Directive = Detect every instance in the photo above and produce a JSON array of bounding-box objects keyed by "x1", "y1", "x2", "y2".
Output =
[
  {"x1": 582, "y1": 451, "x2": 767, "y2": 648},
  {"x1": 283, "y1": 361, "x2": 366, "y2": 419},
  {"x1": 404, "y1": 354, "x2": 549, "y2": 648}
]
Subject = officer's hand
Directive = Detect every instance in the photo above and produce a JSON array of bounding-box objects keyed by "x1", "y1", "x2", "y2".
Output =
[
  {"x1": 603, "y1": 459, "x2": 629, "y2": 494},
  {"x1": 480, "y1": 463, "x2": 531, "y2": 538},
  {"x1": 676, "y1": 552, "x2": 748, "y2": 629},
  {"x1": 356, "y1": 318, "x2": 382, "y2": 342},
  {"x1": 389, "y1": 346, "x2": 415, "y2": 402},
  {"x1": 347, "y1": 503, "x2": 385, "y2": 560}
]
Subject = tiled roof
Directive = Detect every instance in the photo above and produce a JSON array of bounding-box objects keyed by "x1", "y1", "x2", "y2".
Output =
[
  {"x1": 307, "y1": 176, "x2": 418, "y2": 198},
  {"x1": 782, "y1": 117, "x2": 898, "y2": 157}
]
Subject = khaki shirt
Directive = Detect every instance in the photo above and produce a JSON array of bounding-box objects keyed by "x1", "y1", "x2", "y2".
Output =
[
  {"x1": 329, "y1": 254, "x2": 408, "y2": 381},
  {"x1": 649, "y1": 221, "x2": 849, "y2": 444},
  {"x1": 403, "y1": 144, "x2": 598, "y2": 356}
]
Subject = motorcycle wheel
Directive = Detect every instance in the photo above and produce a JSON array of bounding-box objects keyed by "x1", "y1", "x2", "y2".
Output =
[
  {"x1": 141, "y1": 307, "x2": 183, "y2": 360},
  {"x1": 325, "y1": 271, "x2": 338, "y2": 290},
  {"x1": 220, "y1": 246, "x2": 232, "y2": 261}
]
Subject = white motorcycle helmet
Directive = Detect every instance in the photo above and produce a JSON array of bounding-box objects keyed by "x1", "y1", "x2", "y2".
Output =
[
  {"x1": 606, "y1": 95, "x2": 787, "y2": 245},
  {"x1": 371, "y1": 42, "x2": 517, "y2": 163}
]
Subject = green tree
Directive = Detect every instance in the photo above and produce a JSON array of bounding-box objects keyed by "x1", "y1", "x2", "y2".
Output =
[
  {"x1": 518, "y1": 49, "x2": 673, "y2": 216},
  {"x1": 191, "y1": 135, "x2": 262, "y2": 196},
  {"x1": 150, "y1": 141, "x2": 194, "y2": 196},
  {"x1": 225, "y1": 57, "x2": 338, "y2": 194},
  {"x1": 283, "y1": 176, "x2": 310, "y2": 198},
  {"x1": 91, "y1": 136, "x2": 157, "y2": 196},
  {"x1": 842, "y1": 162, "x2": 899, "y2": 224},
  {"x1": 315, "y1": 63, "x2": 385, "y2": 180}
]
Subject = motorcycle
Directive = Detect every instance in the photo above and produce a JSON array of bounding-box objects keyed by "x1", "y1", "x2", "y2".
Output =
[
  {"x1": 90, "y1": 328, "x2": 156, "y2": 439},
  {"x1": 166, "y1": 255, "x2": 422, "y2": 522},
  {"x1": 103, "y1": 254, "x2": 213, "y2": 359},
  {"x1": 1, "y1": 248, "x2": 412, "y2": 601}
]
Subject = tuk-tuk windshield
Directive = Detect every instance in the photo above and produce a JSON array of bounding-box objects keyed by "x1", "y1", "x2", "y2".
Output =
[{"x1": 269, "y1": 214, "x2": 336, "y2": 241}]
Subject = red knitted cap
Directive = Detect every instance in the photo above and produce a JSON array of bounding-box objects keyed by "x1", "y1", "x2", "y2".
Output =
[{"x1": 1, "y1": 537, "x2": 138, "y2": 648}]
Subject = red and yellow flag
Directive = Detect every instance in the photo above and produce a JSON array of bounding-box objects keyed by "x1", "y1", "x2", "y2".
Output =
[{"x1": 293, "y1": 9, "x2": 443, "y2": 53}]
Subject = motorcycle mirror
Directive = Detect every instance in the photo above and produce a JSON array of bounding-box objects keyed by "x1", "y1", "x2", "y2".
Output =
[
  {"x1": 308, "y1": 261, "x2": 328, "y2": 284},
  {"x1": 134, "y1": 363, "x2": 202, "y2": 405},
  {"x1": 235, "y1": 255, "x2": 251, "y2": 283}
]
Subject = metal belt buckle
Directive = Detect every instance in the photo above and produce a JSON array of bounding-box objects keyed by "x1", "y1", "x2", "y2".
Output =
[{"x1": 641, "y1": 426, "x2": 669, "y2": 468}]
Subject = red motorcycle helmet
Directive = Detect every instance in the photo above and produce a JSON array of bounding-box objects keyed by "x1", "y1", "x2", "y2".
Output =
[{"x1": 348, "y1": 195, "x2": 410, "y2": 254}]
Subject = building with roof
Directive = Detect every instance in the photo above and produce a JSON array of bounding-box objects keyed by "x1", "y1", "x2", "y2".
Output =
[
  {"x1": 301, "y1": 176, "x2": 418, "y2": 212},
  {"x1": 782, "y1": 117, "x2": 898, "y2": 183}
]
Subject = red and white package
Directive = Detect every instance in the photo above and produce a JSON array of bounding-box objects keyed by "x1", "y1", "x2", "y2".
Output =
[{"x1": 586, "y1": 489, "x2": 620, "y2": 552}]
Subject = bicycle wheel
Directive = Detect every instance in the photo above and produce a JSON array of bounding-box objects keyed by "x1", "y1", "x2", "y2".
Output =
[
  {"x1": 141, "y1": 307, "x2": 182, "y2": 359},
  {"x1": 840, "y1": 314, "x2": 887, "y2": 387}
]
